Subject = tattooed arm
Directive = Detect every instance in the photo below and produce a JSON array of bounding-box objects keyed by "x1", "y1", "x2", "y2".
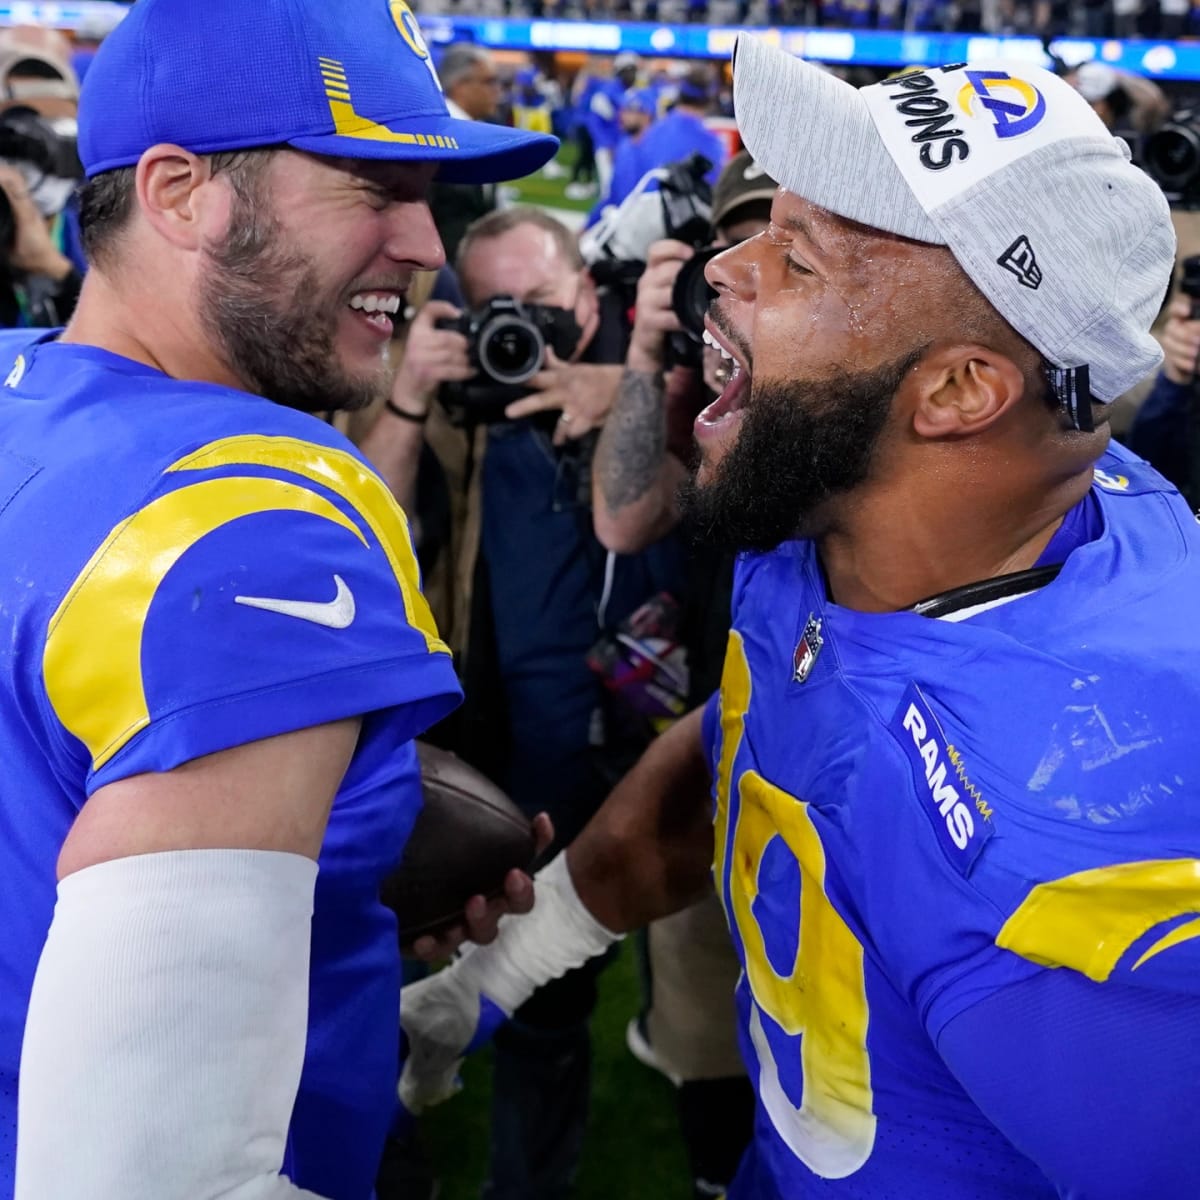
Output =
[
  {"x1": 593, "y1": 364, "x2": 690, "y2": 552},
  {"x1": 593, "y1": 240, "x2": 698, "y2": 553}
]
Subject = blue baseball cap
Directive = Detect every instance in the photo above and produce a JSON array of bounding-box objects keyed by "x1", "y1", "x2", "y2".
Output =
[{"x1": 78, "y1": 0, "x2": 558, "y2": 184}]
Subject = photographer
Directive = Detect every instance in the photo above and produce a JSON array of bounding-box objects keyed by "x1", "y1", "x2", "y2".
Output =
[
  {"x1": 1126, "y1": 291, "x2": 1200, "y2": 501},
  {"x1": 0, "y1": 42, "x2": 85, "y2": 326},
  {"x1": 392, "y1": 204, "x2": 685, "y2": 1200},
  {"x1": 592, "y1": 149, "x2": 777, "y2": 1200}
]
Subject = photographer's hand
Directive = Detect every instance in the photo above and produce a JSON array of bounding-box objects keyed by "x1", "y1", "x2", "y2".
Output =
[
  {"x1": 393, "y1": 299, "x2": 475, "y2": 411},
  {"x1": 1161, "y1": 296, "x2": 1200, "y2": 386},
  {"x1": 627, "y1": 239, "x2": 694, "y2": 373},
  {"x1": 0, "y1": 166, "x2": 72, "y2": 282},
  {"x1": 504, "y1": 351, "x2": 622, "y2": 446},
  {"x1": 357, "y1": 299, "x2": 473, "y2": 519}
]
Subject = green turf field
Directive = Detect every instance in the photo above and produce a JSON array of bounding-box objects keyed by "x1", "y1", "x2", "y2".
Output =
[
  {"x1": 506, "y1": 143, "x2": 598, "y2": 216},
  {"x1": 423, "y1": 941, "x2": 692, "y2": 1199}
]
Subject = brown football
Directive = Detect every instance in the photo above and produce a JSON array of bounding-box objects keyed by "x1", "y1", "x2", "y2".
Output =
[{"x1": 381, "y1": 742, "x2": 537, "y2": 947}]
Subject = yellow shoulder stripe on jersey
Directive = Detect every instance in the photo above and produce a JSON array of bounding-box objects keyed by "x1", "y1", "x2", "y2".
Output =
[
  {"x1": 168, "y1": 435, "x2": 445, "y2": 656},
  {"x1": 995, "y1": 858, "x2": 1200, "y2": 981},
  {"x1": 1132, "y1": 915, "x2": 1200, "y2": 972},
  {"x1": 45, "y1": 475, "x2": 364, "y2": 770}
]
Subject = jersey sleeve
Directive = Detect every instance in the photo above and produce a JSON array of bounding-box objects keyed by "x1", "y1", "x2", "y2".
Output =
[
  {"x1": 39, "y1": 432, "x2": 461, "y2": 793},
  {"x1": 937, "y1": 966, "x2": 1200, "y2": 1198},
  {"x1": 868, "y1": 674, "x2": 1200, "y2": 1039}
]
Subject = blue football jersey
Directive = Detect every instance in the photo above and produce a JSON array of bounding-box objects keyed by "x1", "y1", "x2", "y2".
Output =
[
  {"x1": 0, "y1": 332, "x2": 462, "y2": 1199},
  {"x1": 629, "y1": 110, "x2": 726, "y2": 192},
  {"x1": 707, "y1": 443, "x2": 1200, "y2": 1197}
]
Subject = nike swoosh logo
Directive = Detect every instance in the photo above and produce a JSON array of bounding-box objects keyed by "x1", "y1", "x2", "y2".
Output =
[{"x1": 235, "y1": 574, "x2": 356, "y2": 629}]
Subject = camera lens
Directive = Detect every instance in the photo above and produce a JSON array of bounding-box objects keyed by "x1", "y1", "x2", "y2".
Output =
[
  {"x1": 478, "y1": 315, "x2": 545, "y2": 386},
  {"x1": 1144, "y1": 123, "x2": 1200, "y2": 190},
  {"x1": 671, "y1": 246, "x2": 723, "y2": 342}
]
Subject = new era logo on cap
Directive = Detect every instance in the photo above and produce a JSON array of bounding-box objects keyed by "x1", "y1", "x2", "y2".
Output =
[{"x1": 997, "y1": 235, "x2": 1041, "y2": 290}]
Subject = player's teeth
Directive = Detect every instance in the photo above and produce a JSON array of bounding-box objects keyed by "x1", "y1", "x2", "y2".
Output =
[
  {"x1": 702, "y1": 329, "x2": 738, "y2": 363},
  {"x1": 350, "y1": 293, "x2": 401, "y2": 314}
]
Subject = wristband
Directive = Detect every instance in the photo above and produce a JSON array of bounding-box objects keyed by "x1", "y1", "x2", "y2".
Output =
[{"x1": 385, "y1": 399, "x2": 429, "y2": 424}]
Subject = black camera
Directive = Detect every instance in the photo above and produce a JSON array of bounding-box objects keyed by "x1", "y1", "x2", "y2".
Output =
[
  {"x1": 1142, "y1": 111, "x2": 1200, "y2": 207},
  {"x1": 0, "y1": 106, "x2": 82, "y2": 250},
  {"x1": 436, "y1": 295, "x2": 582, "y2": 424},
  {"x1": 583, "y1": 152, "x2": 714, "y2": 291},
  {"x1": 670, "y1": 244, "x2": 722, "y2": 346},
  {"x1": 582, "y1": 152, "x2": 717, "y2": 369}
]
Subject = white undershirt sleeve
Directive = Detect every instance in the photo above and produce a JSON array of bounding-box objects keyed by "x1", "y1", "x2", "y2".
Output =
[{"x1": 16, "y1": 849, "x2": 330, "y2": 1199}]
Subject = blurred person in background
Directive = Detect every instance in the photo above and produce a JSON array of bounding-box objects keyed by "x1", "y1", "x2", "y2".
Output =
[
  {"x1": 631, "y1": 66, "x2": 727, "y2": 192},
  {"x1": 1126, "y1": 291, "x2": 1200, "y2": 503},
  {"x1": 591, "y1": 149, "x2": 776, "y2": 1200},
  {"x1": 584, "y1": 51, "x2": 641, "y2": 203},
  {"x1": 564, "y1": 61, "x2": 601, "y2": 200},
  {"x1": 390, "y1": 204, "x2": 686, "y2": 1200},
  {"x1": 587, "y1": 86, "x2": 657, "y2": 222},
  {"x1": 1067, "y1": 61, "x2": 1169, "y2": 140},
  {"x1": 512, "y1": 66, "x2": 554, "y2": 137},
  {"x1": 0, "y1": 38, "x2": 86, "y2": 325},
  {"x1": 431, "y1": 43, "x2": 503, "y2": 263}
]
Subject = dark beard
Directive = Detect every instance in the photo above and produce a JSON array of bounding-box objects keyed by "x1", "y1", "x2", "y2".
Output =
[
  {"x1": 198, "y1": 193, "x2": 388, "y2": 414},
  {"x1": 678, "y1": 348, "x2": 924, "y2": 554}
]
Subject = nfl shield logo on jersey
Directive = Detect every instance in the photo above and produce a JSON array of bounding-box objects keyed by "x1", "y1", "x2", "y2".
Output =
[{"x1": 793, "y1": 614, "x2": 824, "y2": 683}]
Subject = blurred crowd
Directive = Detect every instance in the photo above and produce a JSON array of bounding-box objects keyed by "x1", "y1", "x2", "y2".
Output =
[{"x1": 419, "y1": 0, "x2": 1200, "y2": 38}]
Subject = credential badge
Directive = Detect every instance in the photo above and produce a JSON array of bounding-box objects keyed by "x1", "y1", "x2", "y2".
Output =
[{"x1": 793, "y1": 614, "x2": 824, "y2": 684}]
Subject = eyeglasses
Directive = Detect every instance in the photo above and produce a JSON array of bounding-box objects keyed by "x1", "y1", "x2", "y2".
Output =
[{"x1": 473, "y1": 74, "x2": 501, "y2": 88}]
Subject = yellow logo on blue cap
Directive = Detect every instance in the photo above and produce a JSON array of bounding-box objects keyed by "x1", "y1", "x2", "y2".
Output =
[
  {"x1": 318, "y1": 1, "x2": 456, "y2": 151},
  {"x1": 957, "y1": 71, "x2": 1046, "y2": 139},
  {"x1": 388, "y1": 0, "x2": 442, "y2": 91}
]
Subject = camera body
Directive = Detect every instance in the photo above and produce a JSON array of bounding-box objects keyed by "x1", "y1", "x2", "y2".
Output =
[
  {"x1": 670, "y1": 244, "x2": 722, "y2": 346},
  {"x1": 582, "y1": 152, "x2": 717, "y2": 368},
  {"x1": 0, "y1": 105, "x2": 82, "y2": 250},
  {"x1": 436, "y1": 295, "x2": 582, "y2": 424},
  {"x1": 582, "y1": 152, "x2": 714, "y2": 273},
  {"x1": 1142, "y1": 110, "x2": 1200, "y2": 208}
]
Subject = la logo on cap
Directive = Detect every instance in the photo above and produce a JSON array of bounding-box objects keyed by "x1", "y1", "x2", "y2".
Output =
[
  {"x1": 956, "y1": 71, "x2": 1047, "y2": 140},
  {"x1": 388, "y1": 0, "x2": 441, "y2": 91}
]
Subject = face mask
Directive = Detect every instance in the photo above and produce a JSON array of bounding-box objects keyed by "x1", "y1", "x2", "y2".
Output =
[{"x1": 28, "y1": 173, "x2": 76, "y2": 218}]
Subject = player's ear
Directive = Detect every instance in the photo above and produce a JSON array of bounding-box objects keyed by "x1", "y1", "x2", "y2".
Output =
[
  {"x1": 909, "y1": 344, "x2": 1027, "y2": 439},
  {"x1": 134, "y1": 145, "x2": 227, "y2": 252}
]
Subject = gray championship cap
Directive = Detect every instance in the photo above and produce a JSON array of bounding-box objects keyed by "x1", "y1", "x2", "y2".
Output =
[{"x1": 731, "y1": 35, "x2": 1176, "y2": 423}]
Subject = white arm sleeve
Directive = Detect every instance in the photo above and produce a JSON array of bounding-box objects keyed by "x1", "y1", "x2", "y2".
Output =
[
  {"x1": 399, "y1": 853, "x2": 620, "y2": 1112},
  {"x1": 17, "y1": 849, "x2": 329, "y2": 1200}
]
